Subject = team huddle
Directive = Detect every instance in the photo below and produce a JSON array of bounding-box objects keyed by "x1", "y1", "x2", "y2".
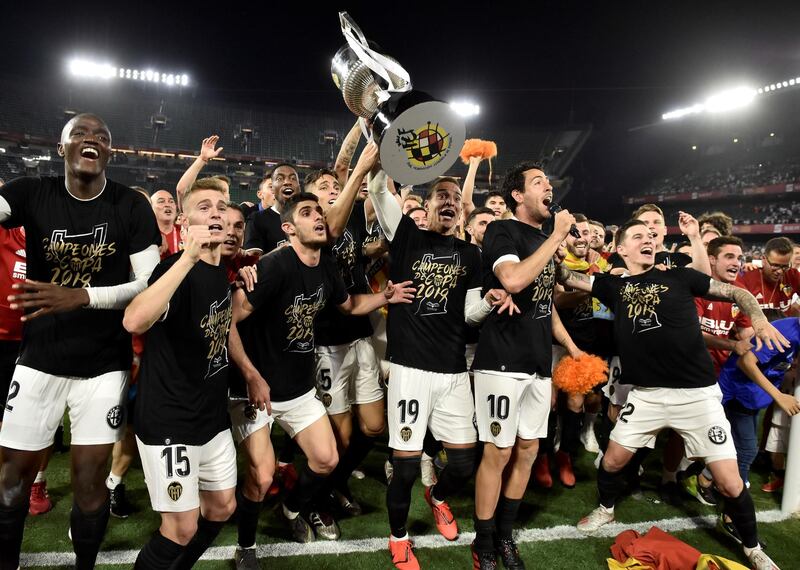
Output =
[{"x1": 0, "y1": 114, "x2": 796, "y2": 570}]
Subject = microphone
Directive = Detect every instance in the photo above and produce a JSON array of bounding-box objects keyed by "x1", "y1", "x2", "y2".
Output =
[{"x1": 548, "y1": 203, "x2": 581, "y2": 239}]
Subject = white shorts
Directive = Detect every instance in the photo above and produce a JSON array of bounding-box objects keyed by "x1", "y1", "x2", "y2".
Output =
[
  {"x1": 387, "y1": 363, "x2": 477, "y2": 451},
  {"x1": 315, "y1": 338, "x2": 383, "y2": 415},
  {"x1": 602, "y1": 356, "x2": 631, "y2": 407},
  {"x1": 0, "y1": 365, "x2": 127, "y2": 451},
  {"x1": 474, "y1": 371, "x2": 551, "y2": 448},
  {"x1": 765, "y1": 420, "x2": 789, "y2": 454},
  {"x1": 271, "y1": 389, "x2": 327, "y2": 438},
  {"x1": 229, "y1": 399, "x2": 274, "y2": 444},
  {"x1": 137, "y1": 429, "x2": 237, "y2": 513},
  {"x1": 610, "y1": 384, "x2": 737, "y2": 464}
]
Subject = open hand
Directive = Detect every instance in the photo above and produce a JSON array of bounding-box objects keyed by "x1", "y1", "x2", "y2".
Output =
[{"x1": 8, "y1": 280, "x2": 90, "y2": 322}]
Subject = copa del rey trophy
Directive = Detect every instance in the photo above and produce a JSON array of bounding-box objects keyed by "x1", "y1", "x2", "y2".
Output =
[{"x1": 331, "y1": 12, "x2": 465, "y2": 185}]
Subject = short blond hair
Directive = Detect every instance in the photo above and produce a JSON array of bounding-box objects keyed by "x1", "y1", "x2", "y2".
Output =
[{"x1": 184, "y1": 177, "x2": 227, "y2": 206}]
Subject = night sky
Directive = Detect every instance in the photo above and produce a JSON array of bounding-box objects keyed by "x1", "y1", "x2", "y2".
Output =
[{"x1": 3, "y1": 1, "x2": 800, "y2": 213}]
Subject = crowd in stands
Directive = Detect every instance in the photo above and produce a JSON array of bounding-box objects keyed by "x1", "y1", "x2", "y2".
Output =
[{"x1": 646, "y1": 157, "x2": 800, "y2": 196}]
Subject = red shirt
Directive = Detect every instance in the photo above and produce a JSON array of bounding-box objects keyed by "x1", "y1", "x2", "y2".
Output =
[
  {"x1": 695, "y1": 282, "x2": 752, "y2": 375},
  {"x1": 0, "y1": 227, "x2": 26, "y2": 341},
  {"x1": 225, "y1": 252, "x2": 260, "y2": 285},
  {"x1": 160, "y1": 225, "x2": 182, "y2": 260},
  {"x1": 737, "y1": 267, "x2": 800, "y2": 315}
]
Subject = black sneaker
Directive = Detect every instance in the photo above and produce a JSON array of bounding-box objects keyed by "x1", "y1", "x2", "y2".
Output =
[
  {"x1": 658, "y1": 481, "x2": 682, "y2": 506},
  {"x1": 234, "y1": 547, "x2": 261, "y2": 570},
  {"x1": 308, "y1": 511, "x2": 341, "y2": 540},
  {"x1": 110, "y1": 484, "x2": 134, "y2": 518},
  {"x1": 717, "y1": 513, "x2": 767, "y2": 549},
  {"x1": 284, "y1": 509, "x2": 314, "y2": 543},
  {"x1": 332, "y1": 490, "x2": 362, "y2": 517},
  {"x1": 495, "y1": 537, "x2": 525, "y2": 569},
  {"x1": 471, "y1": 541, "x2": 498, "y2": 570}
]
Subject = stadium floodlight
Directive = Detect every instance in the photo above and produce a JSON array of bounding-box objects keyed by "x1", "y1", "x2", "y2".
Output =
[
  {"x1": 704, "y1": 86, "x2": 756, "y2": 113},
  {"x1": 68, "y1": 58, "x2": 116, "y2": 79},
  {"x1": 662, "y1": 103, "x2": 705, "y2": 121},
  {"x1": 67, "y1": 57, "x2": 190, "y2": 87},
  {"x1": 450, "y1": 101, "x2": 480, "y2": 117}
]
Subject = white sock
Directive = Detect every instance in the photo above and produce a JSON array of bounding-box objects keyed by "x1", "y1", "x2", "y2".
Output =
[
  {"x1": 34, "y1": 471, "x2": 46, "y2": 484},
  {"x1": 282, "y1": 504, "x2": 299, "y2": 520},
  {"x1": 106, "y1": 472, "x2": 123, "y2": 490},
  {"x1": 421, "y1": 452, "x2": 433, "y2": 461},
  {"x1": 390, "y1": 533, "x2": 409, "y2": 542}
]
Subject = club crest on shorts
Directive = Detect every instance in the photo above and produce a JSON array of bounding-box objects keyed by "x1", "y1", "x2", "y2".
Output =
[
  {"x1": 708, "y1": 425, "x2": 727, "y2": 445},
  {"x1": 400, "y1": 426, "x2": 412, "y2": 442},
  {"x1": 322, "y1": 393, "x2": 333, "y2": 408},
  {"x1": 244, "y1": 404, "x2": 258, "y2": 422},
  {"x1": 490, "y1": 421, "x2": 502, "y2": 437},
  {"x1": 167, "y1": 481, "x2": 183, "y2": 501},
  {"x1": 106, "y1": 405, "x2": 124, "y2": 429}
]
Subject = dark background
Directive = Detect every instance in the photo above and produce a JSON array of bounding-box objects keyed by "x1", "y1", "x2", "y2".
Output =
[{"x1": 3, "y1": 1, "x2": 800, "y2": 218}]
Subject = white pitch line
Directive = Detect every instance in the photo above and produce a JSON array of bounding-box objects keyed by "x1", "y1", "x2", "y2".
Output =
[{"x1": 20, "y1": 509, "x2": 790, "y2": 567}]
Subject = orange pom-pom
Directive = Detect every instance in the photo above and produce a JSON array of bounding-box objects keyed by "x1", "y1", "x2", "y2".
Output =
[
  {"x1": 552, "y1": 353, "x2": 609, "y2": 395},
  {"x1": 460, "y1": 139, "x2": 498, "y2": 164}
]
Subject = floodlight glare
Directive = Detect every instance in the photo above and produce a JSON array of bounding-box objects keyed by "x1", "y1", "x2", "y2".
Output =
[
  {"x1": 449, "y1": 101, "x2": 480, "y2": 117},
  {"x1": 68, "y1": 59, "x2": 116, "y2": 79},
  {"x1": 662, "y1": 103, "x2": 705, "y2": 121},
  {"x1": 67, "y1": 57, "x2": 189, "y2": 87},
  {"x1": 704, "y1": 87, "x2": 756, "y2": 113}
]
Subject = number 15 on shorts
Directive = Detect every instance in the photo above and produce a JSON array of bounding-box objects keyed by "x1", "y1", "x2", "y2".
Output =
[{"x1": 162, "y1": 445, "x2": 191, "y2": 478}]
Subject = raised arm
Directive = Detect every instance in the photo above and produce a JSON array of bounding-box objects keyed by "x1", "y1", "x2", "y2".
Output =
[
  {"x1": 367, "y1": 170, "x2": 403, "y2": 241},
  {"x1": 494, "y1": 211, "x2": 574, "y2": 294},
  {"x1": 334, "y1": 121, "x2": 363, "y2": 186},
  {"x1": 679, "y1": 211, "x2": 711, "y2": 275},
  {"x1": 326, "y1": 142, "x2": 379, "y2": 241},
  {"x1": 176, "y1": 136, "x2": 223, "y2": 210},
  {"x1": 705, "y1": 280, "x2": 790, "y2": 352},
  {"x1": 461, "y1": 156, "x2": 481, "y2": 221},
  {"x1": 123, "y1": 228, "x2": 208, "y2": 334}
]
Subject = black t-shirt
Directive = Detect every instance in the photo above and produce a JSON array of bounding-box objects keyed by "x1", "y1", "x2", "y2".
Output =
[
  {"x1": 243, "y1": 207, "x2": 287, "y2": 254},
  {"x1": 316, "y1": 202, "x2": 373, "y2": 346},
  {"x1": 592, "y1": 267, "x2": 716, "y2": 388},
  {"x1": 386, "y1": 216, "x2": 482, "y2": 373},
  {"x1": 0, "y1": 176, "x2": 160, "y2": 377},
  {"x1": 608, "y1": 250, "x2": 691, "y2": 270},
  {"x1": 244, "y1": 247, "x2": 348, "y2": 402},
  {"x1": 241, "y1": 202, "x2": 260, "y2": 220},
  {"x1": 557, "y1": 290, "x2": 595, "y2": 352},
  {"x1": 473, "y1": 219, "x2": 555, "y2": 376},
  {"x1": 134, "y1": 254, "x2": 233, "y2": 446}
]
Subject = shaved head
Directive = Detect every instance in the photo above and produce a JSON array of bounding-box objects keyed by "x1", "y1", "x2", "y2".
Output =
[{"x1": 60, "y1": 113, "x2": 110, "y2": 144}]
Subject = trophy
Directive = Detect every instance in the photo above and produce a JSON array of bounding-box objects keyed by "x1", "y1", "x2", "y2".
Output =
[{"x1": 331, "y1": 13, "x2": 465, "y2": 185}]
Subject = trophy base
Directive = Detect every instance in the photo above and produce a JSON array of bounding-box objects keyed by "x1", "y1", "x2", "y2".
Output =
[{"x1": 373, "y1": 92, "x2": 466, "y2": 186}]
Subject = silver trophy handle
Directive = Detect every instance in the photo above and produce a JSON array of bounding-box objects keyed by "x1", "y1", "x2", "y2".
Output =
[{"x1": 339, "y1": 12, "x2": 411, "y2": 96}]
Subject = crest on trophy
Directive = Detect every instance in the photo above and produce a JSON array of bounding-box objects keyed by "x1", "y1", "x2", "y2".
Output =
[{"x1": 331, "y1": 12, "x2": 466, "y2": 185}]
